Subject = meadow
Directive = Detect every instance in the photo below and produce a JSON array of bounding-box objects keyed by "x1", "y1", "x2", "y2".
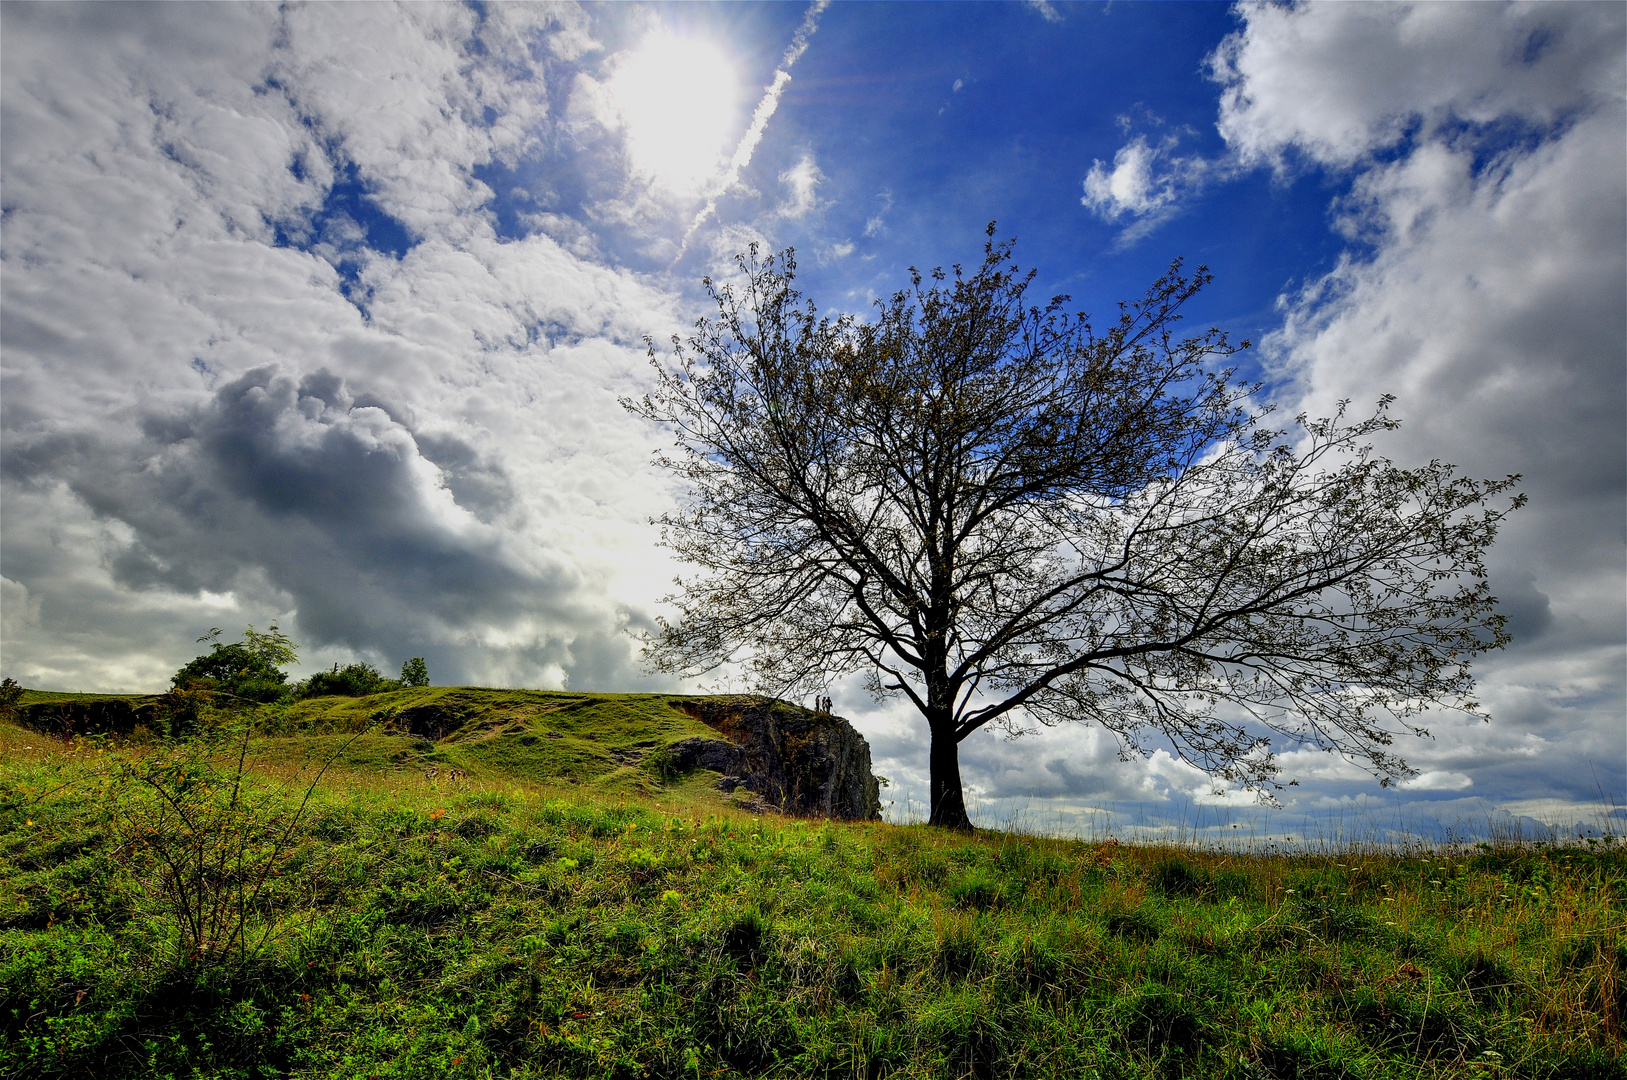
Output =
[{"x1": 1, "y1": 692, "x2": 1621, "y2": 1080}]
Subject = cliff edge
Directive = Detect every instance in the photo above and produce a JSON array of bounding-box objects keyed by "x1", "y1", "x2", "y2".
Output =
[{"x1": 669, "y1": 696, "x2": 882, "y2": 821}]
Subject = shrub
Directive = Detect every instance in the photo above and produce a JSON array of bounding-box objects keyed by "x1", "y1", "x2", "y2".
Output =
[
  {"x1": 0, "y1": 677, "x2": 23, "y2": 723},
  {"x1": 295, "y1": 662, "x2": 400, "y2": 699},
  {"x1": 171, "y1": 624, "x2": 298, "y2": 705},
  {"x1": 111, "y1": 716, "x2": 335, "y2": 966}
]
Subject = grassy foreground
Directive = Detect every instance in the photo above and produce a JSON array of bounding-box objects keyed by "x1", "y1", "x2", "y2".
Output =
[{"x1": 1, "y1": 707, "x2": 1622, "y2": 1079}]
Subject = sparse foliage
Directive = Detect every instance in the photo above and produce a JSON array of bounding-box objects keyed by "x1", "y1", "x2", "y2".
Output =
[
  {"x1": 626, "y1": 231, "x2": 1523, "y2": 830},
  {"x1": 110, "y1": 706, "x2": 349, "y2": 967}
]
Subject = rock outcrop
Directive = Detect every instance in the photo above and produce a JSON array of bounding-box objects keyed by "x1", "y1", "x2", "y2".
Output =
[
  {"x1": 16, "y1": 696, "x2": 166, "y2": 738},
  {"x1": 667, "y1": 696, "x2": 882, "y2": 821}
]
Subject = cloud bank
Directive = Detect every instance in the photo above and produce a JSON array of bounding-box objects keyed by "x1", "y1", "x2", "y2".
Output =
[
  {"x1": 1029, "y1": 1, "x2": 1625, "y2": 826},
  {"x1": 1, "y1": 2, "x2": 682, "y2": 690}
]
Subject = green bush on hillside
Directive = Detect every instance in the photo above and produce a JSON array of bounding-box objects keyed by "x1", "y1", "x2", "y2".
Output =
[
  {"x1": 294, "y1": 662, "x2": 401, "y2": 699},
  {"x1": 171, "y1": 624, "x2": 298, "y2": 704},
  {"x1": 171, "y1": 625, "x2": 427, "y2": 704}
]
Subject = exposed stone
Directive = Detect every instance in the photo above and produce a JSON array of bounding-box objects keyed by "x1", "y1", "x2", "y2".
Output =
[
  {"x1": 668, "y1": 696, "x2": 882, "y2": 821},
  {"x1": 17, "y1": 696, "x2": 166, "y2": 738}
]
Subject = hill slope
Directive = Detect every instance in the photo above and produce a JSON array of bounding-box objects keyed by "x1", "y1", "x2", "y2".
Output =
[
  {"x1": 0, "y1": 710, "x2": 1621, "y2": 1080},
  {"x1": 12, "y1": 687, "x2": 883, "y2": 820}
]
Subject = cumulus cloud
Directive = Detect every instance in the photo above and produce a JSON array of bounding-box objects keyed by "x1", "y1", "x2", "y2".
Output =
[
  {"x1": 1210, "y1": 1, "x2": 1624, "y2": 169},
  {"x1": 1080, "y1": 130, "x2": 1213, "y2": 244},
  {"x1": 0, "y1": 3, "x2": 684, "y2": 691},
  {"x1": 7, "y1": 366, "x2": 623, "y2": 680}
]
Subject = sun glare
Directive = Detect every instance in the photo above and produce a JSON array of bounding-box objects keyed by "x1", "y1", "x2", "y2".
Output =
[{"x1": 609, "y1": 32, "x2": 739, "y2": 196}]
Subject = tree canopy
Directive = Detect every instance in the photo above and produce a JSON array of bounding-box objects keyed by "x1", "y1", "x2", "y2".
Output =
[
  {"x1": 626, "y1": 233, "x2": 1523, "y2": 830},
  {"x1": 172, "y1": 624, "x2": 299, "y2": 704}
]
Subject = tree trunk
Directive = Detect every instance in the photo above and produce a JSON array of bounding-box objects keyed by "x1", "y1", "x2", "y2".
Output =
[{"x1": 927, "y1": 721, "x2": 973, "y2": 831}]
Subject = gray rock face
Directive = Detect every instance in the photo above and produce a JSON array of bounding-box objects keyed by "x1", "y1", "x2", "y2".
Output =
[{"x1": 667, "y1": 696, "x2": 882, "y2": 821}]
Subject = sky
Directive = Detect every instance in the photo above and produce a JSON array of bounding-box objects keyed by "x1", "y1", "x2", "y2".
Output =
[{"x1": 2, "y1": 1, "x2": 1623, "y2": 842}]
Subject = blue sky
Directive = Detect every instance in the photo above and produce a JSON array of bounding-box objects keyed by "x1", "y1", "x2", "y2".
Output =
[{"x1": 3, "y1": 1, "x2": 1622, "y2": 842}]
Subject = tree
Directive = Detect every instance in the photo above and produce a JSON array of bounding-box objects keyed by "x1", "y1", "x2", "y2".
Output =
[
  {"x1": 401, "y1": 657, "x2": 430, "y2": 687},
  {"x1": 625, "y1": 233, "x2": 1522, "y2": 831},
  {"x1": 172, "y1": 624, "x2": 299, "y2": 705}
]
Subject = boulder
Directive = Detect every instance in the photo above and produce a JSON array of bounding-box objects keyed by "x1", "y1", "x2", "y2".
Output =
[{"x1": 667, "y1": 696, "x2": 882, "y2": 821}]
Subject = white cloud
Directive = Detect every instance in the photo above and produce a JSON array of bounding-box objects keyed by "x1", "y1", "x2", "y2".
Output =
[
  {"x1": 1080, "y1": 133, "x2": 1211, "y2": 243},
  {"x1": 1210, "y1": 1, "x2": 1624, "y2": 169},
  {"x1": 1026, "y1": 0, "x2": 1063, "y2": 25},
  {"x1": 1082, "y1": 136, "x2": 1173, "y2": 219},
  {"x1": 863, "y1": 189, "x2": 894, "y2": 238},
  {"x1": 1401, "y1": 771, "x2": 1474, "y2": 792},
  {"x1": 0, "y1": 3, "x2": 687, "y2": 692},
  {"x1": 776, "y1": 154, "x2": 824, "y2": 218},
  {"x1": 1214, "y1": 0, "x2": 1626, "y2": 810}
]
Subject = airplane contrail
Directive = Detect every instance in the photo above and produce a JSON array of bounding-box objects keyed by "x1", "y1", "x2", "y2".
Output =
[{"x1": 677, "y1": 0, "x2": 830, "y2": 260}]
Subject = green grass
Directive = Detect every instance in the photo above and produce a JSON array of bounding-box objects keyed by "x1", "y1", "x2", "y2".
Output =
[
  {"x1": 16, "y1": 688, "x2": 731, "y2": 797},
  {"x1": 265, "y1": 688, "x2": 725, "y2": 798},
  {"x1": 1, "y1": 708, "x2": 1622, "y2": 1079}
]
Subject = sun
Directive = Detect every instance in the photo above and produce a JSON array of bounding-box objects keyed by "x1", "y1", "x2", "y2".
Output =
[{"x1": 608, "y1": 32, "x2": 740, "y2": 197}]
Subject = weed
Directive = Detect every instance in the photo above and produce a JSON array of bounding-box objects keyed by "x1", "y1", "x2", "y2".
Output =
[{"x1": 107, "y1": 713, "x2": 359, "y2": 968}]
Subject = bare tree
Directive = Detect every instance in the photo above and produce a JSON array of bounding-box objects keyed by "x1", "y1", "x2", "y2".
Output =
[{"x1": 625, "y1": 231, "x2": 1522, "y2": 831}]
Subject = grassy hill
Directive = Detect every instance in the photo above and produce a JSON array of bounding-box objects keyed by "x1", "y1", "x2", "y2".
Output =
[
  {"x1": 1, "y1": 693, "x2": 1622, "y2": 1079},
  {"x1": 13, "y1": 688, "x2": 776, "y2": 804}
]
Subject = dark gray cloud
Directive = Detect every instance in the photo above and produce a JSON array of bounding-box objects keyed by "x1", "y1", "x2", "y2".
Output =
[
  {"x1": 5, "y1": 363, "x2": 645, "y2": 687},
  {"x1": 1495, "y1": 571, "x2": 1553, "y2": 650},
  {"x1": 0, "y1": 3, "x2": 680, "y2": 692}
]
